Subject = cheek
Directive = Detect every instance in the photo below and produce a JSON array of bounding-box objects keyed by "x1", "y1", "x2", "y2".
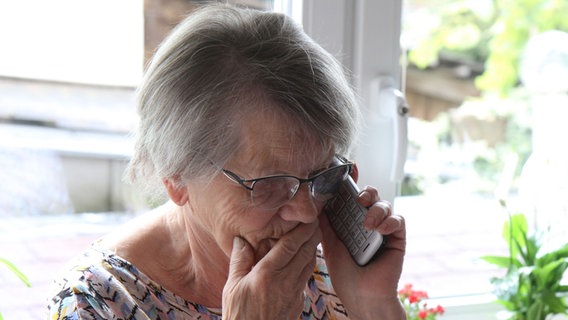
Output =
[
  {"x1": 186, "y1": 182, "x2": 283, "y2": 256},
  {"x1": 219, "y1": 204, "x2": 276, "y2": 250},
  {"x1": 192, "y1": 185, "x2": 276, "y2": 255}
]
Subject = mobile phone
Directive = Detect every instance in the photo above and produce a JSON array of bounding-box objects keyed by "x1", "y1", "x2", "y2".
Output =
[{"x1": 323, "y1": 176, "x2": 384, "y2": 266}]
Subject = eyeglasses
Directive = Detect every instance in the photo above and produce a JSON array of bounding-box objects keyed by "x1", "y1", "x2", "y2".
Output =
[{"x1": 219, "y1": 156, "x2": 354, "y2": 210}]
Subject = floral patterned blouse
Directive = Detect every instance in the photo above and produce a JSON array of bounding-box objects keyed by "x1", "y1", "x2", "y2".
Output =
[{"x1": 47, "y1": 243, "x2": 350, "y2": 319}]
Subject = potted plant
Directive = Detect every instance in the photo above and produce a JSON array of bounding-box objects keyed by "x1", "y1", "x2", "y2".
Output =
[{"x1": 481, "y1": 213, "x2": 568, "y2": 319}]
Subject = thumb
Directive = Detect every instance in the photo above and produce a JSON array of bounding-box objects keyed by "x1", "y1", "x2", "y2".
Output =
[{"x1": 227, "y1": 236, "x2": 254, "y2": 284}]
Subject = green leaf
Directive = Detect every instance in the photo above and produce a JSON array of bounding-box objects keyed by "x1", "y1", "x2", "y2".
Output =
[
  {"x1": 557, "y1": 285, "x2": 568, "y2": 293},
  {"x1": 525, "y1": 235, "x2": 541, "y2": 265},
  {"x1": 0, "y1": 258, "x2": 31, "y2": 288},
  {"x1": 480, "y1": 255, "x2": 520, "y2": 268},
  {"x1": 513, "y1": 233, "x2": 531, "y2": 265},
  {"x1": 542, "y1": 292, "x2": 568, "y2": 314},
  {"x1": 546, "y1": 243, "x2": 568, "y2": 260},
  {"x1": 494, "y1": 298, "x2": 516, "y2": 311},
  {"x1": 506, "y1": 214, "x2": 542, "y2": 266},
  {"x1": 542, "y1": 262, "x2": 566, "y2": 287},
  {"x1": 504, "y1": 214, "x2": 528, "y2": 248},
  {"x1": 527, "y1": 300, "x2": 545, "y2": 320}
]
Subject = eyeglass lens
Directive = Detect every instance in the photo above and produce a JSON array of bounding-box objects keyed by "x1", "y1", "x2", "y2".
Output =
[
  {"x1": 312, "y1": 165, "x2": 350, "y2": 200},
  {"x1": 251, "y1": 165, "x2": 351, "y2": 209}
]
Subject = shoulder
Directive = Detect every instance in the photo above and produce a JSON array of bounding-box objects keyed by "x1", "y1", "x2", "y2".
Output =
[
  {"x1": 96, "y1": 208, "x2": 165, "y2": 253},
  {"x1": 47, "y1": 246, "x2": 219, "y2": 320},
  {"x1": 47, "y1": 247, "x2": 151, "y2": 319},
  {"x1": 47, "y1": 247, "x2": 140, "y2": 319}
]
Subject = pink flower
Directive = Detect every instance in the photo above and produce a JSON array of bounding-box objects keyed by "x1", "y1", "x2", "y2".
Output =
[
  {"x1": 433, "y1": 305, "x2": 445, "y2": 314},
  {"x1": 398, "y1": 283, "x2": 414, "y2": 297},
  {"x1": 418, "y1": 310, "x2": 429, "y2": 319},
  {"x1": 398, "y1": 284, "x2": 444, "y2": 320}
]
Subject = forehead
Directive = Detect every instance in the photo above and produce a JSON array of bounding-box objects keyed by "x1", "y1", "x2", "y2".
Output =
[{"x1": 233, "y1": 104, "x2": 333, "y2": 171}]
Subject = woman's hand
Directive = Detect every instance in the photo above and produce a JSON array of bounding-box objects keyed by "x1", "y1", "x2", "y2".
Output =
[
  {"x1": 222, "y1": 222, "x2": 321, "y2": 320},
  {"x1": 319, "y1": 185, "x2": 407, "y2": 320}
]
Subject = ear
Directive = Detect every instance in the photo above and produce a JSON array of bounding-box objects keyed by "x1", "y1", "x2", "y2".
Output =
[
  {"x1": 162, "y1": 178, "x2": 189, "y2": 206},
  {"x1": 350, "y1": 162, "x2": 360, "y2": 184}
]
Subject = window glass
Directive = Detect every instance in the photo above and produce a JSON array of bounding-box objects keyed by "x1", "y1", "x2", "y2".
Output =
[
  {"x1": 0, "y1": 0, "x2": 144, "y2": 86},
  {"x1": 400, "y1": 0, "x2": 568, "y2": 301},
  {"x1": 0, "y1": 0, "x2": 282, "y2": 133}
]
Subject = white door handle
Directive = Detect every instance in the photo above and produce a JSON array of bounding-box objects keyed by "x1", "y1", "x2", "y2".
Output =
[{"x1": 371, "y1": 76, "x2": 409, "y2": 183}]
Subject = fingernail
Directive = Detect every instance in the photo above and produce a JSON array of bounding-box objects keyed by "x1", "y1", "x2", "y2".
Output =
[
  {"x1": 365, "y1": 215, "x2": 377, "y2": 229},
  {"x1": 359, "y1": 190, "x2": 372, "y2": 203},
  {"x1": 233, "y1": 236, "x2": 244, "y2": 250},
  {"x1": 378, "y1": 201, "x2": 391, "y2": 216}
]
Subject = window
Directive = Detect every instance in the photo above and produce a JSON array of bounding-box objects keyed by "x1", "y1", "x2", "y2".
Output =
[
  {"x1": 2, "y1": 1, "x2": 533, "y2": 318},
  {"x1": 0, "y1": 0, "x2": 277, "y2": 133},
  {"x1": 0, "y1": 0, "x2": 144, "y2": 86},
  {"x1": 398, "y1": 0, "x2": 568, "y2": 317},
  {"x1": 302, "y1": 2, "x2": 521, "y2": 317}
]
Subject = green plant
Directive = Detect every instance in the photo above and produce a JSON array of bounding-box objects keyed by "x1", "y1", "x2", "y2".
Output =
[
  {"x1": 481, "y1": 213, "x2": 568, "y2": 319},
  {"x1": 0, "y1": 258, "x2": 31, "y2": 320}
]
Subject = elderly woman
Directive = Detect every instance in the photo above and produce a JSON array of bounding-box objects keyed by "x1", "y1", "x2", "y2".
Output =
[{"x1": 48, "y1": 4, "x2": 406, "y2": 319}]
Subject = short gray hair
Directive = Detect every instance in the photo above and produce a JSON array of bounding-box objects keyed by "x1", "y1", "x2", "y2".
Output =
[{"x1": 126, "y1": 3, "x2": 360, "y2": 194}]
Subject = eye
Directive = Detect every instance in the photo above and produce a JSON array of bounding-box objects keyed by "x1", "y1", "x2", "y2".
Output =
[{"x1": 316, "y1": 165, "x2": 350, "y2": 190}]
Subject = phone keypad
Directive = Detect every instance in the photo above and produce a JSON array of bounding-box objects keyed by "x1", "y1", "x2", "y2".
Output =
[{"x1": 325, "y1": 182, "x2": 369, "y2": 255}]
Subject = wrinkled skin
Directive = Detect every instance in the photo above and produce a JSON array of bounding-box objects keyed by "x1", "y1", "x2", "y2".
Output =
[{"x1": 148, "y1": 106, "x2": 407, "y2": 319}]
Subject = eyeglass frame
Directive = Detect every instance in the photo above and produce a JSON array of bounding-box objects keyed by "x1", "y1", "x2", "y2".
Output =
[{"x1": 214, "y1": 155, "x2": 354, "y2": 210}]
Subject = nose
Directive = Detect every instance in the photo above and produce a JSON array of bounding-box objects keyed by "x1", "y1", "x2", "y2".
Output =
[{"x1": 277, "y1": 183, "x2": 320, "y2": 223}]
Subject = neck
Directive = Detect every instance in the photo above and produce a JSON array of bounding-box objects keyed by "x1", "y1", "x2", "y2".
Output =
[
  {"x1": 102, "y1": 201, "x2": 230, "y2": 308},
  {"x1": 158, "y1": 202, "x2": 230, "y2": 308}
]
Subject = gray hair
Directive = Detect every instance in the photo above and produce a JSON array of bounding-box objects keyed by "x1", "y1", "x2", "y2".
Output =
[{"x1": 126, "y1": 3, "x2": 360, "y2": 194}]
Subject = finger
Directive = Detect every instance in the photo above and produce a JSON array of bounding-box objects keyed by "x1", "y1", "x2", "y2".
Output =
[
  {"x1": 252, "y1": 223, "x2": 319, "y2": 311},
  {"x1": 298, "y1": 245, "x2": 318, "y2": 281},
  {"x1": 226, "y1": 236, "x2": 255, "y2": 287},
  {"x1": 358, "y1": 188, "x2": 380, "y2": 207},
  {"x1": 261, "y1": 222, "x2": 319, "y2": 270},
  {"x1": 285, "y1": 230, "x2": 320, "y2": 294},
  {"x1": 274, "y1": 225, "x2": 320, "y2": 273},
  {"x1": 364, "y1": 200, "x2": 392, "y2": 230},
  {"x1": 378, "y1": 214, "x2": 406, "y2": 240}
]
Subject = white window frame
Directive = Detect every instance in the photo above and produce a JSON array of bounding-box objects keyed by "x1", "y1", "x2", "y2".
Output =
[{"x1": 301, "y1": 0, "x2": 404, "y2": 203}]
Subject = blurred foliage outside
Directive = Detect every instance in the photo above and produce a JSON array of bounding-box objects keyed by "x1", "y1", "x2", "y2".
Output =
[
  {"x1": 404, "y1": 0, "x2": 568, "y2": 95},
  {"x1": 401, "y1": 0, "x2": 568, "y2": 198}
]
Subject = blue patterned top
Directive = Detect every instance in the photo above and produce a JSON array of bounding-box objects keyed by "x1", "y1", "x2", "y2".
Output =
[{"x1": 47, "y1": 244, "x2": 350, "y2": 319}]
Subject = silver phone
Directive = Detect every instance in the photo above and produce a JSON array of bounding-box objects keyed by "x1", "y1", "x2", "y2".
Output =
[{"x1": 323, "y1": 175, "x2": 384, "y2": 266}]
